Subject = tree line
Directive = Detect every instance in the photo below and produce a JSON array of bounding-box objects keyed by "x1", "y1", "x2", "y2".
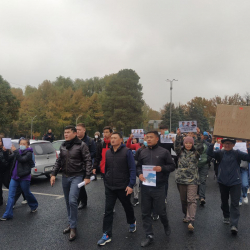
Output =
[{"x1": 0, "y1": 70, "x2": 249, "y2": 139}]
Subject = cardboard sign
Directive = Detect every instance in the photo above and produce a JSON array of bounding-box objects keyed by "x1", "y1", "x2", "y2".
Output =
[
  {"x1": 213, "y1": 104, "x2": 250, "y2": 140},
  {"x1": 179, "y1": 121, "x2": 197, "y2": 133},
  {"x1": 131, "y1": 129, "x2": 144, "y2": 139}
]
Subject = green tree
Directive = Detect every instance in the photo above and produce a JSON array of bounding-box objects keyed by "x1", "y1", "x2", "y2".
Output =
[
  {"x1": 0, "y1": 76, "x2": 20, "y2": 135},
  {"x1": 102, "y1": 69, "x2": 144, "y2": 133}
]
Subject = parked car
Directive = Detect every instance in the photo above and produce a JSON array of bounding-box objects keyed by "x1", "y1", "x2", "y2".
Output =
[
  {"x1": 52, "y1": 140, "x2": 65, "y2": 156},
  {"x1": 11, "y1": 139, "x2": 58, "y2": 178}
]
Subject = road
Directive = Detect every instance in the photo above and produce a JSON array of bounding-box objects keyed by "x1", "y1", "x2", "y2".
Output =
[{"x1": 1, "y1": 168, "x2": 250, "y2": 250}]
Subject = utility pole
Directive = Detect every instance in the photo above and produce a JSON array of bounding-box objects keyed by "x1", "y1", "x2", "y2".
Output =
[
  {"x1": 165, "y1": 79, "x2": 178, "y2": 131},
  {"x1": 31, "y1": 115, "x2": 37, "y2": 139}
]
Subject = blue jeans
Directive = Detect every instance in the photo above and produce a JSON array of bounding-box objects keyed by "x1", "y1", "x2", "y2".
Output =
[
  {"x1": 3, "y1": 178, "x2": 38, "y2": 219},
  {"x1": 240, "y1": 168, "x2": 249, "y2": 202},
  {"x1": 62, "y1": 175, "x2": 83, "y2": 228}
]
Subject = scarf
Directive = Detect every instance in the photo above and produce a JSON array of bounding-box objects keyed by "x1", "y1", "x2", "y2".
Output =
[{"x1": 64, "y1": 136, "x2": 78, "y2": 150}]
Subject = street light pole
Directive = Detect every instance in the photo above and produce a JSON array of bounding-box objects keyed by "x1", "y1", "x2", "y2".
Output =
[
  {"x1": 31, "y1": 115, "x2": 37, "y2": 139},
  {"x1": 165, "y1": 79, "x2": 178, "y2": 131},
  {"x1": 76, "y1": 114, "x2": 82, "y2": 125}
]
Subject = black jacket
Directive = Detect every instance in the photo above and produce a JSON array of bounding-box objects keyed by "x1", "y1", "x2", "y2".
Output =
[
  {"x1": 137, "y1": 144, "x2": 176, "y2": 187},
  {"x1": 104, "y1": 144, "x2": 136, "y2": 190},
  {"x1": 44, "y1": 133, "x2": 55, "y2": 143},
  {"x1": 52, "y1": 137, "x2": 92, "y2": 178},
  {"x1": 81, "y1": 133, "x2": 96, "y2": 159},
  {"x1": 0, "y1": 149, "x2": 9, "y2": 174}
]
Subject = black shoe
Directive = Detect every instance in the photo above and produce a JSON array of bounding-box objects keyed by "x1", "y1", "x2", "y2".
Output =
[
  {"x1": 164, "y1": 224, "x2": 171, "y2": 236},
  {"x1": 231, "y1": 226, "x2": 238, "y2": 235},
  {"x1": 92, "y1": 175, "x2": 97, "y2": 181},
  {"x1": 78, "y1": 202, "x2": 87, "y2": 210},
  {"x1": 141, "y1": 235, "x2": 154, "y2": 247},
  {"x1": 69, "y1": 228, "x2": 77, "y2": 241},
  {"x1": 63, "y1": 225, "x2": 70, "y2": 234},
  {"x1": 200, "y1": 198, "x2": 206, "y2": 206}
]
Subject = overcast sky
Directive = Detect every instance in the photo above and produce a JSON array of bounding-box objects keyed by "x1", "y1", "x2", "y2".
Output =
[{"x1": 1, "y1": 0, "x2": 250, "y2": 111}]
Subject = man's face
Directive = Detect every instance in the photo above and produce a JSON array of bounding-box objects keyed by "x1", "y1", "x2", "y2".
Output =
[
  {"x1": 48, "y1": 129, "x2": 52, "y2": 133},
  {"x1": 64, "y1": 129, "x2": 76, "y2": 141},
  {"x1": 146, "y1": 133, "x2": 159, "y2": 147},
  {"x1": 20, "y1": 140, "x2": 29, "y2": 148},
  {"x1": 187, "y1": 122, "x2": 190, "y2": 126},
  {"x1": 76, "y1": 126, "x2": 86, "y2": 139},
  {"x1": 184, "y1": 142, "x2": 193, "y2": 151},
  {"x1": 160, "y1": 129, "x2": 167, "y2": 135},
  {"x1": 182, "y1": 122, "x2": 185, "y2": 126},
  {"x1": 223, "y1": 142, "x2": 235, "y2": 151},
  {"x1": 111, "y1": 134, "x2": 122, "y2": 147},
  {"x1": 103, "y1": 129, "x2": 112, "y2": 140}
]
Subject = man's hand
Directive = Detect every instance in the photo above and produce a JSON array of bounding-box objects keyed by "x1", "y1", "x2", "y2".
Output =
[
  {"x1": 11, "y1": 145, "x2": 16, "y2": 151},
  {"x1": 125, "y1": 186, "x2": 133, "y2": 196},
  {"x1": 139, "y1": 174, "x2": 146, "y2": 182},
  {"x1": 92, "y1": 169, "x2": 96, "y2": 175},
  {"x1": 172, "y1": 137, "x2": 175, "y2": 143},
  {"x1": 153, "y1": 166, "x2": 162, "y2": 172},
  {"x1": 3, "y1": 146, "x2": 7, "y2": 151},
  {"x1": 130, "y1": 134, "x2": 134, "y2": 139},
  {"x1": 196, "y1": 127, "x2": 200, "y2": 134},
  {"x1": 50, "y1": 176, "x2": 56, "y2": 187},
  {"x1": 84, "y1": 179, "x2": 91, "y2": 186}
]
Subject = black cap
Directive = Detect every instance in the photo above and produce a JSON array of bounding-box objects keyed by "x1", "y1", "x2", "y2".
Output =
[{"x1": 221, "y1": 138, "x2": 236, "y2": 144}]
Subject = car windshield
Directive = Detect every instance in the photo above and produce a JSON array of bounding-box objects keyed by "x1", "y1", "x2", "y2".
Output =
[
  {"x1": 31, "y1": 142, "x2": 55, "y2": 155},
  {"x1": 52, "y1": 141, "x2": 64, "y2": 151}
]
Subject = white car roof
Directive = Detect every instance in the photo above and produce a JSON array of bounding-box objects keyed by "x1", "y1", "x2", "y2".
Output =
[{"x1": 11, "y1": 139, "x2": 52, "y2": 144}]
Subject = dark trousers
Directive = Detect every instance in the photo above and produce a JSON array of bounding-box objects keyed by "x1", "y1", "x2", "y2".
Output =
[
  {"x1": 103, "y1": 186, "x2": 135, "y2": 237},
  {"x1": 141, "y1": 185, "x2": 169, "y2": 236},
  {"x1": 198, "y1": 164, "x2": 209, "y2": 199},
  {"x1": 165, "y1": 172, "x2": 170, "y2": 199},
  {"x1": 219, "y1": 183, "x2": 241, "y2": 227},
  {"x1": 0, "y1": 173, "x2": 3, "y2": 203},
  {"x1": 77, "y1": 186, "x2": 87, "y2": 205}
]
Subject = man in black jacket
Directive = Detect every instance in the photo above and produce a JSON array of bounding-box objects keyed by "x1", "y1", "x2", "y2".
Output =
[
  {"x1": 137, "y1": 131, "x2": 176, "y2": 247},
  {"x1": 97, "y1": 132, "x2": 136, "y2": 246},
  {"x1": 76, "y1": 123, "x2": 96, "y2": 209},
  {"x1": 44, "y1": 129, "x2": 55, "y2": 142},
  {"x1": 50, "y1": 125, "x2": 92, "y2": 241}
]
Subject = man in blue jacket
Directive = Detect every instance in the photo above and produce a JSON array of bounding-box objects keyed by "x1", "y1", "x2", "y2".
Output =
[
  {"x1": 207, "y1": 137, "x2": 250, "y2": 235},
  {"x1": 97, "y1": 132, "x2": 136, "y2": 246}
]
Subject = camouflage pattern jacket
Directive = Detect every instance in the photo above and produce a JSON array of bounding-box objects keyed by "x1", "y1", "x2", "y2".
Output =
[{"x1": 174, "y1": 134, "x2": 204, "y2": 185}]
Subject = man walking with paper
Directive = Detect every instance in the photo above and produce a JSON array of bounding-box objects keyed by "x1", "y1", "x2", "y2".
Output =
[
  {"x1": 97, "y1": 132, "x2": 136, "y2": 246},
  {"x1": 137, "y1": 131, "x2": 176, "y2": 247},
  {"x1": 50, "y1": 125, "x2": 92, "y2": 241}
]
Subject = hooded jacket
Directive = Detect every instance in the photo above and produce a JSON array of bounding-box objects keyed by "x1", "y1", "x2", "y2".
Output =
[{"x1": 174, "y1": 134, "x2": 204, "y2": 185}]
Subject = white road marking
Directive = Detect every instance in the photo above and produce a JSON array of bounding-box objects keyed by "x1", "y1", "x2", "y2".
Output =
[{"x1": 2, "y1": 189, "x2": 64, "y2": 199}]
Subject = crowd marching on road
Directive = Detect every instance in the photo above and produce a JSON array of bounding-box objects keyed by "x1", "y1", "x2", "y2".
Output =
[{"x1": 1, "y1": 124, "x2": 250, "y2": 248}]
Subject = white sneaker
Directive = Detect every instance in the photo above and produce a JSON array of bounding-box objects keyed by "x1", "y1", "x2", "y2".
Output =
[
  {"x1": 248, "y1": 188, "x2": 250, "y2": 194},
  {"x1": 243, "y1": 197, "x2": 248, "y2": 204},
  {"x1": 239, "y1": 201, "x2": 242, "y2": 206},
  {"x1": 21, "y1": 200, "x2": 28, "y2": 205}
]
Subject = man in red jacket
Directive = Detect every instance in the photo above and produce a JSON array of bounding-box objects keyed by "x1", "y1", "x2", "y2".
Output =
[{"x1": 93, "y1": 126, "x2": 112, "y2": 178}]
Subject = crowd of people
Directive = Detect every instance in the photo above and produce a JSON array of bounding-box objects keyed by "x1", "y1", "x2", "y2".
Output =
[{"x1": 0, "y1": 124, "x2": 250, "y2": 247}]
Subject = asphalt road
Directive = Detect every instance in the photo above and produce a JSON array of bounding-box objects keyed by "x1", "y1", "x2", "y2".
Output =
[{"x1": 1, "y1": 168, "x2": 250, "y2": 250}]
